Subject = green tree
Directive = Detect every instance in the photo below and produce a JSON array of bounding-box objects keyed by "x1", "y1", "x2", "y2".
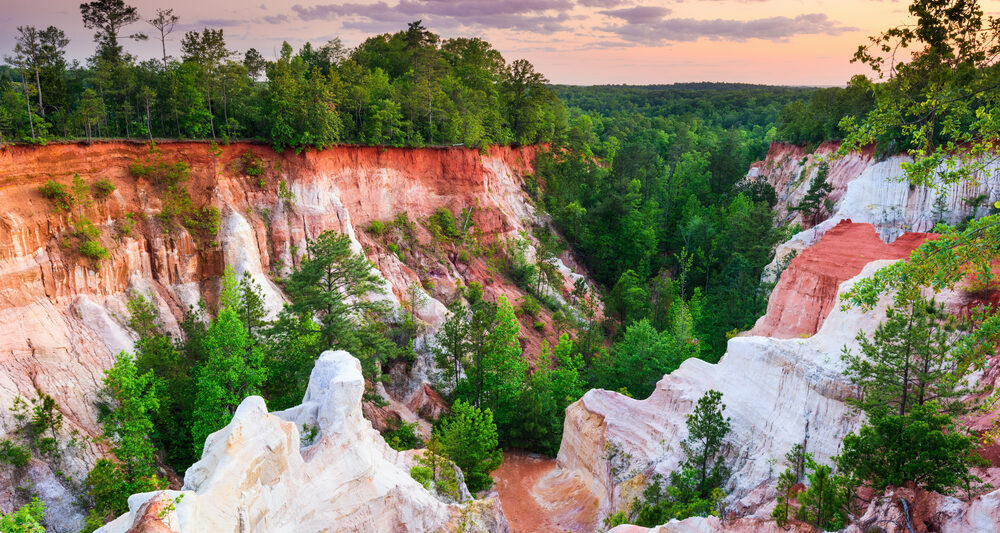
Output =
[
  {"x1": 632, "y1": 389, "x2": 731, "y2": 524},
  {"x1": 86, "y1": 352, "x2": 165, "y2": 525},
  {"x1": 789, "y1": 162, "x2": 833, "y2": 227},
  {"x1": 682, "y1": 389, "x2": 731, "y2": 499},
  {"x1": 0, "y1": 497, "x2": 45, "y2": 533},
  {"x1": 434, "y1": 399, "x2": 503, "y2": 492},
  {"x1": 281, "y1": 230, "x2": 390, "y2": 379},
  {"x1": 190, "y1": 307, "x2": 267, "y2": 455},
  {"x1": 432, "y1": 298, "x2": 470, "y2": 394},
  {"x1": 795, "y1": 457, "x2": 849, "y2": 530},
  {"x1": 837, "y1": 401, "x2": 984, "y2": 495},
  {"x1": 842, "y1": 298, "x2": 967, "y2": 419},
  {"x1": 80, "y1": 0, "x2": 146, "y2": 65}
]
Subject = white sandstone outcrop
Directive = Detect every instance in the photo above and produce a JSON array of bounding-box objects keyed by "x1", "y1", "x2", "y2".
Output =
[
  {"x1": 756, "y1": 143, "x2": 1000, "y2": 282},
  {"x1": 542, "y1": 261, "x2": 903, "y2": 527},
  {"x1": 97, "y1": 350, "x2": 509, "y2": 533}
]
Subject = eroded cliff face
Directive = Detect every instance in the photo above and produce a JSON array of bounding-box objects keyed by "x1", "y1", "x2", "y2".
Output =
[
  {"x1": 755, "y1": 141, "x2": 1000, "y2": 281},
  {"x1": 0, "y1": 141, "x2": 582, "y2": 529},
  {"x1": 96, "y1": 351, "x2": 509, "y2": 533},
  {"x1": 533, "y1": 144, "x2": 1000, "y2": 533}
]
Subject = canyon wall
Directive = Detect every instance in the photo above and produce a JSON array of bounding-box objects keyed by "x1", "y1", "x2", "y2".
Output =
[
  {"x1": 754, "y1": 142, "x2": 1000, "y2": 283},
  {"x1": 538, "y1": 145, "x2": 1000, "y2": 532},
  {"x1": 0, "y1": 141, "x2": 583, "y2": 530}
]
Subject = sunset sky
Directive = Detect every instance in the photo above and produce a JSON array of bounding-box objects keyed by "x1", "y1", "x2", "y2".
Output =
[{"x1": 4, "y1": 0, "x2": 1000, "y2": 86}]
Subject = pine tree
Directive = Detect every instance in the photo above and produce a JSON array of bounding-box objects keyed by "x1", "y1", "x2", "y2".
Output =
[
  {"x1": 435, "y1": 399, "x2": 503, "y2": 493},
  {"x1": 790, "y1": 162, "x2": 833, "y2": 227},
  {"x1": 432, "y1": 298, "x2": 470, "y2": 394},
  {"x1": 841, "y1": 297, "x2": 967, "y2": 419},
  {"x1": 86, "y1": 352, "x2": 165, "y2": 525}
]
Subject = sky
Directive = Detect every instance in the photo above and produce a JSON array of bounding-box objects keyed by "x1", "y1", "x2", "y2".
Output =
[{"x1": 3, "y1": 0, "x2": 1000, "y2": 86}]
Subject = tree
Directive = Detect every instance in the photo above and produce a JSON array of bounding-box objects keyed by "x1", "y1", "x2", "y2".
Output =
[
  {"x1": 190, "y1": 308, "x2": 267, "y2": 455},
  {"x1": 682, "y1": 389, "x2": 731, "y2": 499},
  {"x1": 632, "y1": 390, "x2": 731, "y2": 524},
  {"x1": 86, "y1": 352, "x2": 165, "y2": 525},
  {"x1": 434, "y1": 399, "x2": 503, "y2": 492},
  {"x1": 432, "y1": 298, "x2": 470, "y2": 394},
  {"x1": 243, "y1": 48, "x2": 266, "y2": 80},
  {"x1": 795, "y1": 457, "x2": 849, "y2": 530},
  {"x1": 282, "y1": 230, "x2": 388, "y2": 375},
  {"x1": 503, "y1": 58, "x2": 550, "y2": 143},
  {"x1": 476, "y1": 295, "x2": 528, "y2": 441},
  {"x1": 147, "y1": 8, "x2": 179, "y2": 69},
  {"x1": 842, "y1": 297, "x2": 968, "y2": 419},
  {"x1": 592, "y1": 319, "x2": 695, "y2": 399},
  {"x1": 0, "y1": 497, "x2": 45, "y2": 533},
  {"x1": 837, "y1": 401, "x2": 984, "y2": 495},
  {"x1": 789, "y1": 162, "x2": 833, "y2": 227},
  {"x1": 76, "y1": 88, "x2": 105, "y2": 143},
  {"x1": 80, "y1": 0, "x2": 147, "y2": 65},
  {"x1": 5, "y1": 28, "x2": 39, "y2": 139},
  {"x1": 181, "y1": 28, "x2": 230, "y2": 138},
  {"x1": 521, "y1": 334, "x2": 584, "y2": 455}
]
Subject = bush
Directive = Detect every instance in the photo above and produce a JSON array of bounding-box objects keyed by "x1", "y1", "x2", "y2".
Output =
[
  {"x1": 434, "y1": 400, "x2": 503, "y2": 493},
  {"x1": 429, "y1": 207, "x2": 461, "y2": 241},
  {"x1": 237, "y1": 151, "x2": 266, "y2": 177},
  {"x1": 368, "y1": 220, "x2": 386, "y2": 236},
  {"x1": 0, "y1": 439, "x2": 30, "y2": 467},
  {"x1": 39, "y1": 180, "x2": 72, "y2": 211},
  {"x1": 92, "y1": 179, "x2": 116, "y2": 200},
  {"x1": 409, "y1": 465, "x2": 433, "y2": 489},
  {"x1": 80, "y1": 240, "x2": 109, "y2": 262},
  {"x1": 518, "y1": 296, "x2": 541, "y2": 317},
  {"x1": 74, "y1": 217, "x2": 101, "y2": 240},
  {"x1": 384, "y1": 419, "x2": 423, "y2": 451}
]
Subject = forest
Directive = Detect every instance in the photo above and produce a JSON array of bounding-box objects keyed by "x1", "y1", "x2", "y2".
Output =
[{"x1": 3, "y1": 0, "x2": 1000, "y2": 531}]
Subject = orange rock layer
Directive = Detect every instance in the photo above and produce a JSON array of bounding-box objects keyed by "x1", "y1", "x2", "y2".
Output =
[{"x1": 751, "y1": 220, "x2": 933, "y2": 339}]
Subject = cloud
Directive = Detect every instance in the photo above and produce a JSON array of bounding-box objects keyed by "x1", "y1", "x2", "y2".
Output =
[
  {"x1": 195, "y1": 18, "x2": 245, "y2": 28},
  {"x1": 262, "y1": 14, "x2": 290, "y2": 24},
  {"x1": 578, "y1": 0, "x2": 630, "y2": 6},
  {"x1": 292, "y1": 0, "x2": 573, "y2": 32},
  {"x1": 606, "y1": 13, "x2": 858, "y2": 44},
  {"x1": 396, "y1": 0, "x2": 574, "y2": 17},
  {"x1": 599, "y1": 6, "x2": 671, "y2": 24}
]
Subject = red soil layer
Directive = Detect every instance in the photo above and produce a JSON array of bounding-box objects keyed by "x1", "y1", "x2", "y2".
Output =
[{"x1": 751, "y1": 220, "x2": 934, "y2": 338}]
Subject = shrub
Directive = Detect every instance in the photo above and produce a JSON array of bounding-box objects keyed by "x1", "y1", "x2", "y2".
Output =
[
  {"x1": 518, "y1": 296, "x2": 541, "y2": 317},
  {"x1": 80, "y1": 240, "x2": 109, "y2": 262},
  {"x1": 429, "y1": 207, "x2": 461, "y2": 241},
  {"x1": 384, "y1": 419, "x2": 423, "y2": 451},
  {"x1": 533, "y1": 321, "x2": 545, "y2": 331},
  {"x1": 368, "y1": 220, "x2": 386, "y2": 236},
  {"x1": 409, "y1": 465, "x2": 433, "y2": 489},
  {"x1": 92, "y1": 179, "x2": 116, "y2": 200},
  {"x1": 236, "y1": 151, "x2": 266, "y2": 177},
  {"x1": 183, "y1": 206, "x2": 221, "y2": 239},
  {"x1": 39, "y1": 180, "x2": 72, "y2": 211},
  {"x1": 0, "y1": 439, "x2": 30, "y2": 467},
  {"x1": 74, "y1": 217, "x2": 101, "y2": 240}
]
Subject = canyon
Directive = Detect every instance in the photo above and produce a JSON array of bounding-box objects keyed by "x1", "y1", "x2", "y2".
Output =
[
  {"x1": 1, "y1": 140, "x2": 999, "y2": 533},
  {"x1": 0, "y1": 141, "x2": 584, "y2": 532}
]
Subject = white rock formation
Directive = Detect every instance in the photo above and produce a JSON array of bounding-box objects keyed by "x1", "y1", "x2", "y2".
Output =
[
  {"x1": 97, "y1": 350, "x2": 509, "y2": 533},
  {"x1": 756, "y1": 143, "x2": 1000, "y2": 282},
  {"x1": 543, "y1": 261, "x2": 902, "y2": 525}
]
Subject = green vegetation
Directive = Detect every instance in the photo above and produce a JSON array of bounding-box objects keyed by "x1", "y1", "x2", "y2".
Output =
[
  {"x1": 2, "y1": 12, "x2": 562, "y2": 151},
  {"x1": 0, "y1": 497, "x2": 45, "y2": 533},
  {"x1": 629, "y1": 390, "x2": 731, "y2": 525},
  {"x1": 433, "y1": 400, "x2": 502, "y2": 493}
]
